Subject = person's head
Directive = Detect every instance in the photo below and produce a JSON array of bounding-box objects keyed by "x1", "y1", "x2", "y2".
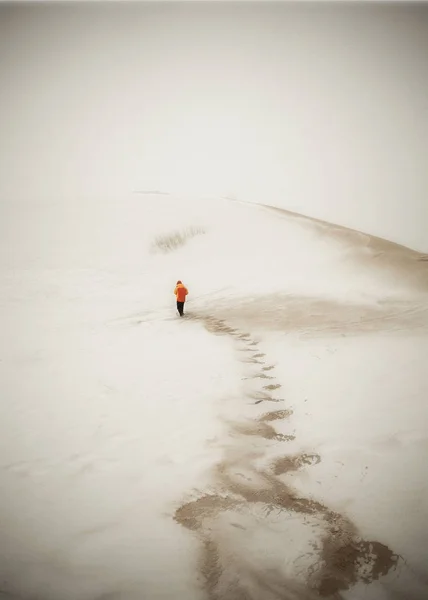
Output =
[{"x1": 177, "y1": 280, "x2": 182, "y2": 285}]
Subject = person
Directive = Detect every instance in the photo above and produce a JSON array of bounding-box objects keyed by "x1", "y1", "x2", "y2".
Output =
[{"x1": 174, "y1": 280, "x2": 188, "y2": 317}]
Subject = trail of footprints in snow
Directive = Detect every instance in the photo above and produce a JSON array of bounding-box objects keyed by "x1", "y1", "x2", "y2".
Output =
[
  {"x1": 175, "y1": 314, "x2": 400, "y2": 599},
  {"x1": 199, "y1": 316, "x2": 287, "y2": 407},
  {"x1": 188, "y1": 314, "x2": 292, "y2": 442}
]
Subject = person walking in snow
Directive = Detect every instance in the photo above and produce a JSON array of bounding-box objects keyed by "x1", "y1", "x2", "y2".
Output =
[{"x1": 174, "y1": 280, "x2": 188, "y2": 317}]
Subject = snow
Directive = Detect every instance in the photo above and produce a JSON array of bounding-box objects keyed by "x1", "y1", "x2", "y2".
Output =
[
  {"x1": 258, "y1": 331, "x2": 428, "y2": 599},
  {"x1": 1, "y1": 192, "x2": 427, "y2": 600}
]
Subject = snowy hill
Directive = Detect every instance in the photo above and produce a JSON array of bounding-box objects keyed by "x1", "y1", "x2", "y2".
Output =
[{"x1": 0, "y1": 193, "x2": 427, "y2": 600}]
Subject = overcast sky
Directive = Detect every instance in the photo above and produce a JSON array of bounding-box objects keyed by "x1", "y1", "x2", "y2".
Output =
[{"x1": 1, "y1": 2, "x2": 427, "y2": 250}]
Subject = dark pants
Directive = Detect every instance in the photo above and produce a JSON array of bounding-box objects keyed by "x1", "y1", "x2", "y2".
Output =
[{"x1": 177, "y1": 301, "x2": 185, "y2": 316}]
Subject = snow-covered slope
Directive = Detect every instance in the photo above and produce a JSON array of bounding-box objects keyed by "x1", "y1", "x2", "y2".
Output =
[{"x1": 0, "y1": 193, "x2": 427, "y2": 600}]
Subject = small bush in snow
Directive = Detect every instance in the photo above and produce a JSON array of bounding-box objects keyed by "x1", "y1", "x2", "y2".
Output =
[{"x1": 151, "y1": 226, "x2": 206, "y2": 253}]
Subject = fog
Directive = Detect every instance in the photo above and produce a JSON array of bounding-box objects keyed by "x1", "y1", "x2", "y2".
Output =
[{"x1": 1, "y1": 2, "x2": 427, "y2": 249}]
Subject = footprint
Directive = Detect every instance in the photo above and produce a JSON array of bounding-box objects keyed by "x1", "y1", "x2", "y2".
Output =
[
  {"x1": 263, "y1": 383, "x2": 281, "y2": 391},
  {"x1": 259, "y1": 410, "x2": 292, "y2": 422},
  {"x1": 242, "y1": 358, "x2": 264, "y2": 364},
  {"x1": 233, "y1": 421, "x2": 291, "y2": 443},
  {"x1": 250, "y1": 393, "x2": 284, "y2": 404},
  {"x1": 272, "y1": 453, "x2": 321, "y2": 475}
]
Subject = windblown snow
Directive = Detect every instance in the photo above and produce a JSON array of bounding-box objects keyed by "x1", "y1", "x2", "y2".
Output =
[{"x1": 0, "y1": 193, "x2": 427, "y2": 600}]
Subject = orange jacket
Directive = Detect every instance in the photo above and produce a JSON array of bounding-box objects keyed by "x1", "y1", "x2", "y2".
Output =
[{"x1": 174, "y1": 282, "x2": 188, "y2": 302}]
